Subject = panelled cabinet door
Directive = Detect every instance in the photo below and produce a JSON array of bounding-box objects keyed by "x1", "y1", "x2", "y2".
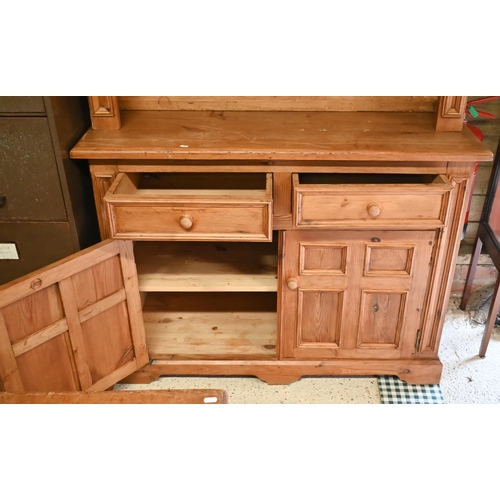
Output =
[
  {"x1": 280, "y1": 230, "x2": 435, "y2": 360},
  {"x1": 0, "y1": 240, "x2": 148, "y2": 393}
]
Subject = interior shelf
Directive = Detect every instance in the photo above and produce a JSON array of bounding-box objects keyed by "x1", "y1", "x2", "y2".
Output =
[
  {"x1": 134, "y1": 240, "x2": 278, "y2": 292},
  {"x1": 142, "y1": 292, "x2": 277, "y2": 360}
]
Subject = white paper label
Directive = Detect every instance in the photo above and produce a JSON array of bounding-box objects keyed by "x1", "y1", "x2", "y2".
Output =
[
  {"x1": 0, "y1": 243, "x2": 19, "y2": 260},
  {"x1": 203, "y1": 397, "x2": 218, "y2": 403}
]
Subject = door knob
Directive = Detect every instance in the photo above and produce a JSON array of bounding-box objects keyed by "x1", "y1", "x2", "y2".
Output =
[
  {"x1": 367, "y1": 203, "x2": 380, "y2": 217},
  {"x1": 179, "y1": 215, "x2": 194, "y2": 229}
]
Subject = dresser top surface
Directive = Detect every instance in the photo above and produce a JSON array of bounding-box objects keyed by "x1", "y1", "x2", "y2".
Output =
[{"x1": 70, "y1": 110, "x2": 493, "y2": 162}]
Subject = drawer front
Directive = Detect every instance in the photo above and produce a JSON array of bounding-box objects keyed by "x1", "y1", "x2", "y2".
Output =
[
  {"x1": 0, "y1": 97, "x2": 46, "y2": 114},
  {"x1": 109, "y1": 204, "x2": 272, "y2": 241},
  {"x1": 0, "y1": 118, "x2": 67, "y2": 221},
  {"x1": 293, "y1": 174, "x2": 452, "y2": 228},
  {"x1": 104, "y1": 173, "x2": 273, "y2": 241}
]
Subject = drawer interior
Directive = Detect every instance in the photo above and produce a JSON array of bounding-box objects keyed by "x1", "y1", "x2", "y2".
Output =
[
  {"x1": 297, "y1": 173, "x2": 445, "y2": 185},
  {"x1": 113, "y1": 172, "x2": 269, "y2": 196}
]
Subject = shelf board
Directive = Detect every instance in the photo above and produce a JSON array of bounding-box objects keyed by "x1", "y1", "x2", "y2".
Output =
[
  {"x1": 70, "y1": 110, "x2": 493, "y2": 162},
  {"x1": 135, "y1": 241, "x2": 278, "y2": 292},
  {"x1": 143, "y1": 292, "x2": 277, "y2": 360}
]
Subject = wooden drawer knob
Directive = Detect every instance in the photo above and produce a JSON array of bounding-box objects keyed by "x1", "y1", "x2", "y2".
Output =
[
  {"x1": 287, "y1": 278, "x2": 298, "y2": 290},
  {"x1": 367, "y1": 203, "x2": 381, "y2": 217},
  {"x1": 179, "y1": 215, "x2": 194, "y2": 229}
]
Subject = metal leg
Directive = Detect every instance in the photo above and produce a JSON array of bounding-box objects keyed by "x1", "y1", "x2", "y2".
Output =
[
  {"x1": 460, "y1": 233, "x2": 483, "y2": 310},
  {"x1": 479, "y1": 273, "x2": 500, "y2": 357}
]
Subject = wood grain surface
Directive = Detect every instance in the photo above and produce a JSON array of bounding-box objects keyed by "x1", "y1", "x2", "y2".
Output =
[
  {"x1": 71, "y1": 111, "x2": 493, "y2": 162},
  {"x1": 0, "y1": 389, "x2": 229, "y2": 404}
]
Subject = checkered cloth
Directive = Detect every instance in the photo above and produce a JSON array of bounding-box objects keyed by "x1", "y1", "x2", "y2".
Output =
[{"x1": 378, "y1": 376, "x2": 445, "y2": 404}]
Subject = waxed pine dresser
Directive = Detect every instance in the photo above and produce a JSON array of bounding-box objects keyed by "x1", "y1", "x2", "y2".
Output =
[{"x1": 0, "y1": 97, "x2": 493, "y2": 393}]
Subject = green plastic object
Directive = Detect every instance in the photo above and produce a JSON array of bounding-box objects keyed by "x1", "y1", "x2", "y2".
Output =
[{"x1": 468, "y1": 105, "x2": 479, "y2": 118}]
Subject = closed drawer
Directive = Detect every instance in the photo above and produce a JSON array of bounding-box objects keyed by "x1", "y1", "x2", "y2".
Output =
[
  {"x1": 104, "y1": 172, "x2": 273, "y2": 241},
  {"x1": 0, "y1": 97, "x2": 46, "y2": 114},
  {"x1": 293, "y1": 173, "x2": 452, "y2": 228},
  {"x1": 0, "y1": 118, "x2": 66, "y2": 221}
]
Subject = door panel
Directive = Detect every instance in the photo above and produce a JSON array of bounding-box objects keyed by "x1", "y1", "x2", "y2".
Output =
[
  {"x1": 357, "y1": 290, "x2": 406, "y2": 347},
  {"x1": 297, "y1": 289, "x2": 343, "y2": 346},
  {"x1": 15, "y1": 334, "x2": 80, "y2": 392},
  {"x1": 0, "y1": 240, "x2": 148, "y2": 393},
  {"x1": 280, "y1": 230, "x2": 435, "y2": 360}
]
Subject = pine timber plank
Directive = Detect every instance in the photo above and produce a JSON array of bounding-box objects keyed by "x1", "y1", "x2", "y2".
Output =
[
  {"x1": 121, "y1": 359, "x2": 443, "y2": 385},
  {"x1": 118, "y1": 96, "x2": 439, "y2": 112},
  {"x1": 70, "y1": 111, "x2": 493, "y2": 162},
  {"x1": 11, "y1": 318, "x2": 68, "y2": 357},
  {"x1": 0, "y1": 312, "x2": 24, "y2": 392},
  {"x1": 0, "y1": 389, "x2": 229, "y2": 404},
  {"x1": 117, "y1": 239, "x2": 149, "y2": 368},
  {"x1": 144, "y1": 311, "x2": 277, "y2": 360},
  {"x1": 58, "y1": 277, "x2": 93, "y2": 390},
  {"x1": 143, "y1": 292, "x2": 277, "y2": 360}
]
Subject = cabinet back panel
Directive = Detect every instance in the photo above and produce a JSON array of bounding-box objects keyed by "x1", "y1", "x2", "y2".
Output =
[{"x1": 118, "y1": 97, "x2": 439, "y2": 113}]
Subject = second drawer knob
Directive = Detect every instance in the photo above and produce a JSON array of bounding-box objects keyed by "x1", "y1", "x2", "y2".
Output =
[
  {"x1": 367, "y1": 203, "x2": 381, "y2": 217},
  {"x1": 179, "y1": 215, "x2": 194, "y2": 229}
]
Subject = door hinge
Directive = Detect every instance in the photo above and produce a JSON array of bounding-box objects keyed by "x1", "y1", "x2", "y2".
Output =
[{"x1": 415, "y1": 329, "x2": 422, "y2": 351}]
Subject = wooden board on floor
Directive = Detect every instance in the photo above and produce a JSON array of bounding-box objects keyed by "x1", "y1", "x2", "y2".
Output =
[{"x1": 0, "y1": 389, "x2": 229, "y2": 404}]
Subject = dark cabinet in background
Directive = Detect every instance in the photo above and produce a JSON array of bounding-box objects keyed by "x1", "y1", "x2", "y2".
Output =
[{"x1": 0, "y1": 96, "x2": 99, "y2": 284}]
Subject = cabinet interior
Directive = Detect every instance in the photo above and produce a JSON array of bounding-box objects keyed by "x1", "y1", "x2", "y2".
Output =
[
  {"x1": 134, "y1": 235, "x2": 279, "y2": 360},
  {"x1": 143, "y1": 292, "x2": 277, "y2": 360},
  {"x1": 134, "y1": 239, "x2": 278, "y2": 292}
]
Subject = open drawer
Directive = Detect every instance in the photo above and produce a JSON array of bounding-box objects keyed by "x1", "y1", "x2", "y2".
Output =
[
  {"x1": 293, "y1": 173, "x2": 453, "y2": 228},
  {"x1": 104, "y1": 172, "x2": 273, "y2": 241}
]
